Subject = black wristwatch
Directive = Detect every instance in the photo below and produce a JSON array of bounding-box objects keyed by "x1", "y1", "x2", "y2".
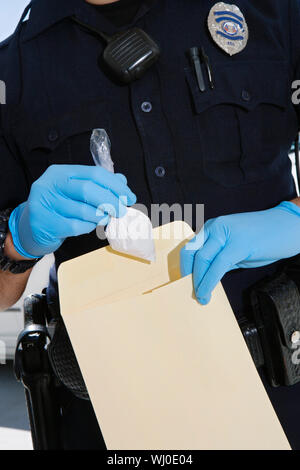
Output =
[{"x1": 0, "y1": 208, "x2": 39, "y2": 274}]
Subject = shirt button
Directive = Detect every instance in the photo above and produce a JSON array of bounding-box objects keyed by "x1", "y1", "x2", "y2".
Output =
[
  {"x1": 155, "y1": 166, "x2": 166, "y2": 178},
  {"x1": 141, "y1": 101, "x2": 152, "y2": 113},
  {"x1": 48, "y1": 129, "x2": 59, "y2": 142},
  {"x1": 241, "y1": 90, "x2": 251, "y2": 102}
]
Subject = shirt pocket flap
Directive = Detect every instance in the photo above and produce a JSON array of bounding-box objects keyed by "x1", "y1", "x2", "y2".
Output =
[
  {"x1": 185, "y1": 61, "x2": 289, "y2": 114},
  {"x1": 15, "y1": 100, "x2": 108, "y2": 154}
]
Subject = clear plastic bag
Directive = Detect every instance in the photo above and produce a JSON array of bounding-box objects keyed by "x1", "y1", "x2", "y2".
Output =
[{"x1": 90, "y1": 129, "x2": 156, "y2": 262}]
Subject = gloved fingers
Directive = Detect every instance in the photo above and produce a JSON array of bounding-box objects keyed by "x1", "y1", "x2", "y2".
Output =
[
  {"x1": 54, "y1": 198, "x2": 111, "y2": 225},
  {"x1": 180, "y1": 227, "x2": 208, "y2": 277},
  {"x1": 67, "y1": 165, "x2": 136, "y2": 206},
  {"x1": 51, "y1": 213, "x2": 97, "y2": 239},
  {"x1": 97, "y1": 200, "x2": 128, "y2": 219},
  {"x1": 195, "y1": 246, "x2": 235, "y2": 305},
  {"x1": 67, "y1": 219, "x2": 98, "y2": 238},
  {"x1": 62, "y1": 179, "x2": 128, "y2": 217},
  {"x1": 115, "y1": 173, "x2": 128, "y2": 185},
  {"x1": 193, "y1": 236, "x2": 224, "y2": 298}
]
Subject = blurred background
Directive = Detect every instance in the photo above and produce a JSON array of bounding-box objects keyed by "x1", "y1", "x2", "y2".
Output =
[
  {"x1": 0, "y1": 0, "x2": 53, "y2": 450},
  {"x1": 0, "y1": 0, "x2": 30, "y2": 41}
]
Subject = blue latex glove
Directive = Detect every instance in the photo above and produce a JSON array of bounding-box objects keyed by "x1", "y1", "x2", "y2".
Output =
[
  {"x1": 9, "y1": 164, "x2": 137, "y2": 259},
  {"x1": 181, "y1": 201, "x2": 300, "y2": 305}
]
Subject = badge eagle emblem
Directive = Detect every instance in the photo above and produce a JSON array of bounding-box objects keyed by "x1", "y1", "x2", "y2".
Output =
[{"x1": 208, "y1": 2, "x2": 249, "y2": 56}]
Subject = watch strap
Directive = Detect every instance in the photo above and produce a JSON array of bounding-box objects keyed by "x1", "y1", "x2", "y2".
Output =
[{"x1": 0, "y1": 208, "x2": 39, "y2": 274}]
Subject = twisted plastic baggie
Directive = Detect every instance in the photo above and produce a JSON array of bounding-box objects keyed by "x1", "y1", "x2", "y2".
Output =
[{"x1": 90, "y1": 129, "x2": 156, "y2": 262}]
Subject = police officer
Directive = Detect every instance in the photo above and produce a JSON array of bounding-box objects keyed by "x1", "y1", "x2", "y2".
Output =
[{"x1": 1, "y1": 0, "x2": 300, "y2": 450}]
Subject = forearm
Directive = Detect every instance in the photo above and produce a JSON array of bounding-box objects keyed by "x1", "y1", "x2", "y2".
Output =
[
  {"x1": 291, "y1": 197, "x2": 300, "y2": 208},
  {"x1": 0, "y1": 231, "x2": 32, "y2": 311}
]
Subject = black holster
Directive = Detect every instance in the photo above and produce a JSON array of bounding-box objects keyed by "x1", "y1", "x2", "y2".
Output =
[
  {"x1": 240, "y1": 257, "x2": 300, "y2": 388},
  {"x1": 14, "y1": 293, "x2": 62, "y2": 450}
]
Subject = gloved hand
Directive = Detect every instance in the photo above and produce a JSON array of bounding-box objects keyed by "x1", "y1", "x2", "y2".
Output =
[
  {"x1": 181, "y1": 201, "x2": 300, "y2": 305},
  {"x1": 9, "y1": 164, "x2": 137, "y2": 259}
]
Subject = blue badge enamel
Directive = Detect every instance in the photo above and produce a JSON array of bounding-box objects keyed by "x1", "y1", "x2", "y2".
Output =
[{"x1": 208, "y1": 2, "x2": 249, "y2": 56}]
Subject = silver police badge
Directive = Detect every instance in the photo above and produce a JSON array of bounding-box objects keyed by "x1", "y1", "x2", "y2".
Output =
[{"x1": 208, "y1": 2, "x2": 249, "y2": 56}]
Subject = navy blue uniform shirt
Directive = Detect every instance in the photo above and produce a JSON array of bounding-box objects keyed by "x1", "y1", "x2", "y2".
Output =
[
  {"x1": 1, "y1": 0, "x2": 299, "y2": 316},
  {"x1": 1, "y1": 0, "x2": 300, "y2": 447}
]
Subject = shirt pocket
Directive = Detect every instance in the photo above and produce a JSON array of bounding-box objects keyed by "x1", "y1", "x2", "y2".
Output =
[
  {"x1": 185, "y1": 60, "x2": 290, "y2": 188},
  {"x1": 12, "y1": 100, "x2": 109, "y2": 183}
]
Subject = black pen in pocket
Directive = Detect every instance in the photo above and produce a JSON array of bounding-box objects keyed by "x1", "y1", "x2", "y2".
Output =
[{"x1": 189, "y1": 47, "x2": 206, "y2": 93}]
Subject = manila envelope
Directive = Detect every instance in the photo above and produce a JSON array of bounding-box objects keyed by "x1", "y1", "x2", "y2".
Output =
[{"x1": 58, "y1": 221, "x2": 290, "y2": 450}]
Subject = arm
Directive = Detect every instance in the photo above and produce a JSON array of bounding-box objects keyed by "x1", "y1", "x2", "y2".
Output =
[
  {"x1": 1, "y1": 164, "x2": 136, "y2": 310},
  {"x1": 0, "y1": 163, "x2": 136, "y2": 310},
  {"x1": 0, "y1": 232, "x2": 32, "y2": 311},
  {"x1": 0, "y1": 126, "x2": 32, "y2": 310},
  {"x1": 291, "y1": 196, "x2": 300, "y2": 207},
  {"x1": 181, "y1": 198, "x2": 300, "y2": 305}
]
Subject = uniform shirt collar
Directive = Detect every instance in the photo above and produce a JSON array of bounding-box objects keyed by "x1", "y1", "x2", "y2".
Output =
[{"x1": 22, "y1": 0, "x2": 157, "y2": 42}]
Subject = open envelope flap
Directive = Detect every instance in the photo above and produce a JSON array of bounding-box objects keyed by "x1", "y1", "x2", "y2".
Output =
[
  {"x1": 60, "y1": 275, "x2": 290, "y2": 450},
  {"x1": 58, "y1": 221, "x2": 194, "y2": 315}
]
